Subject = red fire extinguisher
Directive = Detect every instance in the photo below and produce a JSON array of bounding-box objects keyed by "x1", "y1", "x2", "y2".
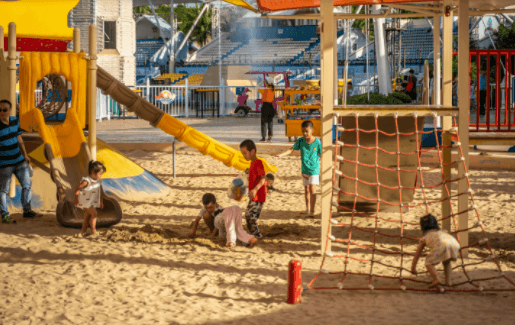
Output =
[{"x1": 287, "y1": 259, "x2": 302, "y2": 304}]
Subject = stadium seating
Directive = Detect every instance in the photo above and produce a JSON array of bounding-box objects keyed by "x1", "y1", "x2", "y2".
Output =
[{"x1": 136, "y1": 39, "x2": 165, "y2": 67}]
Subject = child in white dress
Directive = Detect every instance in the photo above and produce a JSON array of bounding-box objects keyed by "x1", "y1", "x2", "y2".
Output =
[
  {"x1": 73, "y1": 161, "x2": 106, "y2": 236},
  {"x1": 210, "y1": 205, "x2": 257, "y2": 248},
  {"x1": 411, "y1": 214, "x2": 461, "y2": 288}
]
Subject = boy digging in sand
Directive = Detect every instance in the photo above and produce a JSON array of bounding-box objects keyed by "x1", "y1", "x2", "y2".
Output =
[
  {"x1": 275, "y1": 120, "x2": 321, "y2": 217},
  {"x1": 190, "y1": 193, "x2": 224, "y2": 238}
]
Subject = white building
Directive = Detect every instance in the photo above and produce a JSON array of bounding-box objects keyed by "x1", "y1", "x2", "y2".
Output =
[{"x1": 69, "y1": 0, "x2": 136, "y2": 86}]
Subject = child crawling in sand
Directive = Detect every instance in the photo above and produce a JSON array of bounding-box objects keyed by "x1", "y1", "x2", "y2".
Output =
[
  {"x1": 190, "y1": 193, "x2": 224, "y2": 238},
  {"x1": 411, "y1": 214, "x2": 461, "y2": 287},
  {"x1": 209, "y1": 205, "x2": 257, "y2": 248}
]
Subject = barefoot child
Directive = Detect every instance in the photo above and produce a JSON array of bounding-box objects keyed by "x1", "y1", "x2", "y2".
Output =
[
  {"x1": 275, "y1": 120, "x2": 321, "y2": 216},
  {"x1": 209, "y1": 205, "x2": 257, "y2": 248},
  {"x1": 240, "y1": 139, "x2": 267, "y2": 238},
  {"x1": 73, "y1": 161, "x2": 106, "y2": 236},
  {"x1": 190, "y1": 193, "x2": 224, "y2": 238},
  {"x1": 411, "y1": 214, "x2": 461, "y2": 287}
]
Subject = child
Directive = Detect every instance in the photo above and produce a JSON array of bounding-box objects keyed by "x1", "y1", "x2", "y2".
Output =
[
  {"x1": 275, "y1": 120, "x2": 321, "y2": 216},
  {"x1": 209, "y1": 205, "x2": 257, "y2": 248},
  {"x1": 266, "y1": 173, "x2": 275, "y2": 192},
  {"x1": 411, "y1": 214, "x2": 461, "y2": 288},
  {"x1": 258, "y1": 77, "x2": 275, "y2": 142},
  {"x1": 240, "y1": 139, "x2": 267, "y2": 238},
  {"x1": 73, "y1": 161, "x2": 106, "y2": 236},
  {"x1": 190, "y1": 193, "x2": 224, "y2": 238}
]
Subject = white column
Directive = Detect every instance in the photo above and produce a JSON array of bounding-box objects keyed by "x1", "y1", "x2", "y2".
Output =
[
  {"x1": 170, "y1": 0, "x2": 175, "y2": 73},
  {"x1": 457, "y1": 0, "x2": 470, "y2": 257},
  {"x1": 433, "y1": 7, "x2": 442, "y2": 129},
  {"x1": 372, "y1": 5, "x2": 391, "y2": 95},
  {"x1": 185, "y1": 78, "x2": 189, "y2": 117},
  {"x1": 320, "y1": 0, "x2": 335, "y2": 254}
]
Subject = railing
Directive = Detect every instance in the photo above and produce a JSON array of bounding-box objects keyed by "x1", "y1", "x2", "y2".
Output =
[{"x1": 468, "y1": 50, "x2": 515, "y2": 132}]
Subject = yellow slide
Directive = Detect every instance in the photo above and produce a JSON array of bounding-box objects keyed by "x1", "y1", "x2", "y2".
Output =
[
  {"x1": 97, "y1": 67, "x2": 277, "y2": 174},
  {"x1": 19, "y1": 52, "x2": 122, "y2": 228}
]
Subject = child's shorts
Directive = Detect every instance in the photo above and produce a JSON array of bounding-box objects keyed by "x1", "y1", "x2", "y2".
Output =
[{"x1": 302, "y1": 174, "x2": 319, "y2": 186}]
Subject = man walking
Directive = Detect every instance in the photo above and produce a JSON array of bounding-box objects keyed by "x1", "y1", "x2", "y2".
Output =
[
  {"x1": 479, "y1": 70, "x2": 487, "y2": 116},
  {"x1": 0, "y1": 99, "x2": 38, "y2": 223},
  {"x1": 403, "y1": 69, "x2": 418, "y2": 102}
]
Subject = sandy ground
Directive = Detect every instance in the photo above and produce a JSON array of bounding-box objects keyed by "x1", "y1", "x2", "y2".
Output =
[{"x1": 1, "y1": 151, "x2": 515, "y2": 325}]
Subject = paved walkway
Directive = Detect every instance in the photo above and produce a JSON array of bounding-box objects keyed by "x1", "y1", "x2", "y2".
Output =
[{"x1": 97, "y1": 116, "x2": 293, "y2": 144}]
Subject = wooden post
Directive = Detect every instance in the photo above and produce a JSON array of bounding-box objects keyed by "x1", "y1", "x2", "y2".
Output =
[
  {"x1": 457, "y1": 0, "x2": 470, "y2": 257},
  {"x1": 87, "y1": 24, "x2": 97, "y2": 160},
  {"x1": 441, "y1": 0, "x2": 453, "y2": 231},
  {"x1": 8, "y1": 23, "x2": 17, "y2": 198},
  {"x1": 73, "y1": 28, "x2": 81, "y2": 53},
  {"x1": 320, "y1": 0, "x2": 335, "y2": 254}
]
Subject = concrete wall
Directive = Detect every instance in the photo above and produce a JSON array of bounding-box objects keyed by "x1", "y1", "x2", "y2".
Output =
[
  {"x1": 137, "y1": 19, "x2": 162, "y2": 40},
  {"x1": 70, "y1": 0, "x2": 135, "y2": 86}
]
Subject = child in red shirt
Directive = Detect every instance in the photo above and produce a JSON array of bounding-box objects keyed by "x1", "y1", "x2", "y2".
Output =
[{"x1": 240, "y1": 139, "x2": 267, "y2": 238}]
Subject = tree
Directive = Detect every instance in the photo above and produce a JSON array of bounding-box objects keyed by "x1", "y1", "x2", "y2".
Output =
[
  {"x1": 175, "y1": 4, "x2": 212, "y2": 47},
  {"x1": 133, "y1": 5, "x2": 212, "y2": 46},
  {"x1": 492, "y1": 23, "x2": 515, "y2": 49}
]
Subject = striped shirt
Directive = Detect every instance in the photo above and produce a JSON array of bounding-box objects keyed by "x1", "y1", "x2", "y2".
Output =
[{"x1": 0, "y1": 116, "x2": 24, "y2": 168}]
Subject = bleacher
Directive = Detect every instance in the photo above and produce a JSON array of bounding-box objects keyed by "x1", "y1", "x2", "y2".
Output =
[
  {"x1": 136, "y1": 39, "x2": 165, "y2": 67},
  {"x1": 153, "y1": 73, "x2": 187, "y2": 84},
  {"x1": 395, "y1": 28, "x2": 434, "y2": 60},
  {"x1": 175, "y1": 74, "x2": 204, "y2": 85},
  {"x1": 190, "y1": 33, "x2": 243, "y2": 65},
  {"x1": 227, "y1": 38, "x2": 315, "y2": 64}
]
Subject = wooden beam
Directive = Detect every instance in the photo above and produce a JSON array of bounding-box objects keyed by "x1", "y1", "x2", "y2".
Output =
[
  {"x1": 320, "y1": 0, "x2": 334, "y2": 255},
  {"x1": 470, "y1": 9, "x2": 515, "y2": 15},
  {"x1": 441, "y1": 0, "x2": 453, "y2": 232},
  {"x1": 384, "y1": 7, "x2": 393, "y2": 17},
  {"x1": 87, "y1": 25, "x2": 98, "y2": 160},
  {"x1": 388, "y1": 4, "x2": 443, "y2": 16},
  {"x1": 334, "y1": 13, "x2": 437, "y2": 19},
  {"x1": 264, "y1": 12, "x2": 444, "y2": 20},
  {"x1": 8, "y1": 23, "x2": 17, "y2": 198},
  {"x1": 457, "y1": 0, "x2": 470, "y2": 257}
]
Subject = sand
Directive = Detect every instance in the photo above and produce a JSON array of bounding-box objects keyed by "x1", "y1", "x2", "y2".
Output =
[{"x1": 1, "y1": 151, "x2": 515, "y2": 324}]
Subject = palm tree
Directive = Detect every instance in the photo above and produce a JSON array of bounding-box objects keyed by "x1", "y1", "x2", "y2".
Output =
[
  {"x1": 134, "y1": 5, "x2": 212, "y2": 46},
  {"x1": 176, "y1": 4, "x2": 212, "y2": 47}
]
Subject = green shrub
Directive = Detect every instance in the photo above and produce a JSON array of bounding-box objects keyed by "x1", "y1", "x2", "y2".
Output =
[
  {"x1": 346, "y1": 92, "x2": 406, "y2": 105},
  {"x1": 390, "y1": 92, "x2": 412, "y2": 104}
]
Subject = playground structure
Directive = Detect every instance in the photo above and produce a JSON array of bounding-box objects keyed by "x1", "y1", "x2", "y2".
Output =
[
  {"x1": 238, "y1": 0, "x2": 515, "y2": 297},
  {"x1": 2, "y1": 2, "x2": 277, "y2": 226}
]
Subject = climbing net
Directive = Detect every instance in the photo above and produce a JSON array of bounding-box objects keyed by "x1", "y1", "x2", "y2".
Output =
[{"x1": 308, "y1": 112, "x2": 515, "y2": 292}]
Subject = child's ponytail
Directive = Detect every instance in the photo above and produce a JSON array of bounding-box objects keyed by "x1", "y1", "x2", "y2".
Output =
[{"x1": 88, "y1": 160, "x2": 107, "y2": 175}]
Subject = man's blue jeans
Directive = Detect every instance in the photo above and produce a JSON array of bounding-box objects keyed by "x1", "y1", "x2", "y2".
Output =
[{"x1": 0, "y1": 161, "x2": 32, "y2": 216}]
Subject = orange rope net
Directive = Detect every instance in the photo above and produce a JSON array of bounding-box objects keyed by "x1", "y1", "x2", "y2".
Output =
[{"x1": 307, "y1": 112, "x2": 515, "y2": 293}]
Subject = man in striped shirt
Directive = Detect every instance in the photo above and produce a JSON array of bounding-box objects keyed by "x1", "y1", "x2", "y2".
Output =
[{"x1": 0, "y1": 99, "x2": 38, "y2": 223}]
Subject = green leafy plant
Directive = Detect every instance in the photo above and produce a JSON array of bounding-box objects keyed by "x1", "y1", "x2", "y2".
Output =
[{"x1": 346, "y1": 92, "x2": 404, "y2": 105}]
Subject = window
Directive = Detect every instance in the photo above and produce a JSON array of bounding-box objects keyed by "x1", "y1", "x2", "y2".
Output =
[
  {"x1": 152, "y1": 27, "x2": 158, "y2": 33},
  {"x1": 104, "y1": 21, "x2": 116, "y2": 49}
]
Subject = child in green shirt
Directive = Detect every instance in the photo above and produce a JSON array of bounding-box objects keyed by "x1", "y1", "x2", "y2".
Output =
[{"x1": 275, "y1": 120, "x2": 321, "y2": 216}]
